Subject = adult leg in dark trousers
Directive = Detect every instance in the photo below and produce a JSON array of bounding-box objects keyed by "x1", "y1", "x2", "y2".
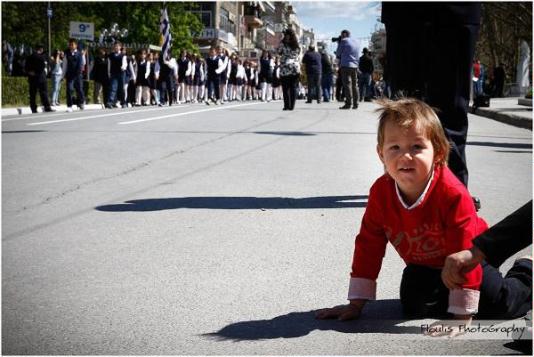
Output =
[
  {"x1": 425, "y1": 24, "x2": 479, "y2": 187},
  {"x1": 307, "y1": 72, "x2": 322, "y2": 103},
  {"x1": 281, "y1": 74, "x2": 298, "y2": 110},
  {"x1": 72, "y1": 74, "x2": 85, "y2": 108},
  {"x1": 400, "y1": 262, "x2": 532, "y2": 320},
  {"x1": 29, "y1": 77, "x2": 52, "y2": 113},
  {"x1": 382, "y1": 3, "x2": 480, "y2": 187},
  {"x1": 340, "y1": 67, "x2": 359, "y2": 109}
]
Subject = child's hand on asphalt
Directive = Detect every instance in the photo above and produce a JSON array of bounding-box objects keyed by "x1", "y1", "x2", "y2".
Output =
[{"x1": 315, "y1": 304, "x2": 362, "y2": 321}]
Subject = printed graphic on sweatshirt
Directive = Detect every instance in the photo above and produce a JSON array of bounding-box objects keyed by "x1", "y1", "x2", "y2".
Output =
[{"x1": 385, "y1": 223, "x2": 446, "y2": 262}]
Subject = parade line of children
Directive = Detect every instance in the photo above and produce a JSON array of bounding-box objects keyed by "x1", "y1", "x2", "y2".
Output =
[{"x1": 72, "y1": 42, "x2": 282, "y2": 110}]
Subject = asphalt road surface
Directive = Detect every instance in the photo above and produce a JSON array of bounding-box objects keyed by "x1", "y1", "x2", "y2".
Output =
[{"x1": 2, "y1": 100, "x2": 532, "y2": 355}]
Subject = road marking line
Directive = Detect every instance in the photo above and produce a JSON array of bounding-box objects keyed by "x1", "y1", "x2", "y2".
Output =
[
  {"x1": 117, "y1": 102, "x2": 263, "y2": 125},
  {"x1": 25, "y1": 105, "x2": 192, "y2": 126}
]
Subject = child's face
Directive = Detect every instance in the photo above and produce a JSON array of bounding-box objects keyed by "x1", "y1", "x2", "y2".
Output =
[{"x1": 377, "y1": 120, "x2": 435, "y2": 202}]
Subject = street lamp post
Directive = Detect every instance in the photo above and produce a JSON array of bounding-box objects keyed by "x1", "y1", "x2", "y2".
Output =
[
  {"x1": 99, "y1": 23, "x2": 129, "y2": 47},
  {"x1": 47, "y1": 2, "x2": 52, "y2": 57}
]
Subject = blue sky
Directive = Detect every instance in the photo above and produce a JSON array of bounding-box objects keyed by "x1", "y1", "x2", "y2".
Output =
[{"x1": 290, "y1": 1, "x2": 382, "y2": 52}]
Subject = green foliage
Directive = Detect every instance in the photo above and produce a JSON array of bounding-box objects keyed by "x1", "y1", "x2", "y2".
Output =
[
  {"x1": 2, "y1": 76, "x2": 95, "y2": 107},
  {"x1": 2, "y1": 2, "x2": 203, "y2": 53}
]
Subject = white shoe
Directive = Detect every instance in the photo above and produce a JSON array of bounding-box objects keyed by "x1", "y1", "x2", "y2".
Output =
[{"x1": 66, "y1": 107, "x2": 73, "y2": 112}]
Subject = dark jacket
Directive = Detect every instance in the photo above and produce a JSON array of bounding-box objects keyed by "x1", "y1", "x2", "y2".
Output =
[
  {"x1": 64, "y1": 50, "x2": 83, "y2": 79},
  {"x1": 320, "y1": 52, "x2": 333, "y2": 76},
  {"x1": 92, "y1": 56, "x2": 108, "y2": 83},
  {"x1": 25, "y1": 52, "x2": 47, "y2": 80},
  {"x1": 381, "y1": 3, "x2": 481, "y2": 26},
  {"x1": 302, "y1": 51, "x2": 322, "y2": 75},
  {"x1": 359, "y1": 54, "x2": 374, "y2": 74}
]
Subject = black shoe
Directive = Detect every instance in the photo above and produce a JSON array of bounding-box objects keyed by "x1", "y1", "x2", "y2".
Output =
[
  {"x1": 352, "y1": 104, "x2": 358, "y2": 109},
  {"x1": 339, "y1": 104, "x2": 351, "y2": 109},
  {"x1": 44, "y1": 107, "x2": 56, "y2": 112},
  {"x1": 283, "y1": 107, "x2": 288, "y2": 111},
  {"x1": 317, "y1": 101, "x2": 321, "y2": 104},
  {"x1": 473, "y1": 196, "x2": 481, "y2": 212},
  {"x1": 79, "y1": 104, "x2": 85, "y2": 110},
  {"x1": 306, "y1": 101, "x2": 312, "y2": 104}
]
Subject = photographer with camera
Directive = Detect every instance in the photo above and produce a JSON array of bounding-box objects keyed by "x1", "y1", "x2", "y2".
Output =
[{"x1": 334, "y1": 30, "x2": 360, "y2": 110}]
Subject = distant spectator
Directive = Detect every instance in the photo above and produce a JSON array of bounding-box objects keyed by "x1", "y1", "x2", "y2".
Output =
[
  {"x1": 302, "y1": 45, "x2": 322, "y2": 103},
  {"x1": 277, "y1": 28, "x2": 301, "y2": 110},
  {"x1": 3, "y1": 40, "x2": 14, "y2": 75},
  {"x1": 25, "y1": 44, "x2": 54, "y2": 113},
  {"x1": 320, "y1": 48, "x2": 334, "y2": 102},
  {"x1": 335, "y1": 29, "x2": 360, "y2": 109},
  {"x1": 62, "y1": 38, "x2": 85, "y2": 112},
  {"x1": 92, "y1": 48, "x2": 108, "y2": 105},
  {"x1": 50, "y1": 49, "x2": 64, "y2": 106},
  {"x1": 493, "y1": 63, "x2": 505, "y2": 98},
  {"x1": 358, "y1": 48, "x2": 374, "y2": 102}
]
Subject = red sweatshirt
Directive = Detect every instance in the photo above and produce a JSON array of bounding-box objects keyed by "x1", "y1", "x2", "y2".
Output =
[{"x1": 348, "y1": 165, "x2": 488, "y2": 315}]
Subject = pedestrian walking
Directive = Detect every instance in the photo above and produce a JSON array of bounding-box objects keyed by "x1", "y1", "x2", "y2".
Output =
[
  {"x1": 277, "y1": 28, "x2": 301, "y2": 111},
  {"x1": 217, "y1": 47, "x2": 230, "y2": 103},
  {"x1": 316, "y1": 99, "x2": 491, "y2": 335},
  {"x1": 147, "y1": 52, "x2": 160, "y2": 106},
  {"x1": 50, "y1": 49, "x2": 64, "y2": 106},
  {"x1": 335, "y1": 30, "x2": 360, "y2": 109},
  {"x1": 62, "y1": 38, "x2": 85, "y2": 112},
  {"x1": 302, "y1": 45, "x2": 322, "y2": 104},
  {"x1": 244, "y1": 60, "x2": 254, "y2": 101},
  {"x1": 228, "y1": 54, "x2": 239, "y2": 101},
  {"x1": 193, "y1": 56, "x2": 205, "y2": 103},
  {"x1": 258, "y1": 50, "x2": 274, "y2": 102},
  {"x1": 135, "y1": 49, "x2": 151, "y2": 106},
  {"x1": 493, "y1": 63, "x2": 506, "y2": 98},
  {"x1": 155, "y1": 51, "x2": 178, "y2": 106},
  {"x1": 106, "y1": 42, "x2": 127, "y2": 109},
  {"x1": 124, "y1": 50, "x2": 137, "y2": 107},
  {"x1": 177, "y1": 50, "x2": 189, "y2": 103},
  {"x1": 204, "y1": 47, "x2": 224, "y2": 105},
  {"x1": 185, "y1": 53, "x2": 196, "y2": 103},
  {"x1": 92, "y1": 48, "x2": 108, "y2": 105},
  {"x1": 320, "y1": 49, "x2": 333, "y2": 102},
  {"x1": 358, "y1": 48, "x2": 374, "y2": 102},
  {"x1": 272, "y1": 56, "x2": 282, "y2": 101},
  {"x1": 25, "y1": 44, "x2": 54, "y2": 113}
]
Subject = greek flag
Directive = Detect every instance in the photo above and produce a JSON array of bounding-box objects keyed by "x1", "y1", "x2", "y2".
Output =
[{"x1": 160, "y1": 6, "x2": 172, "y2": 60}]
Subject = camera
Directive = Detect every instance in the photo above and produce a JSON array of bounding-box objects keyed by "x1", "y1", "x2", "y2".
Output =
[{"x1": 331, "y1": 36, "x2": 341, "y2": 43}]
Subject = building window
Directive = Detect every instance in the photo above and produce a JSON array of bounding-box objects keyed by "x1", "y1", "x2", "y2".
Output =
[
  {"x1": 219, "y1": 7, "x2": 235, "y2": 34},
  {"x1": 191, "y1": 11, "x2": 212, "y2": 27}
]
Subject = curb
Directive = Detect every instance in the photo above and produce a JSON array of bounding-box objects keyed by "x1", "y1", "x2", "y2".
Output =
[{"x1": 470, "y1": 106, "x2": 532, "y2": 131}]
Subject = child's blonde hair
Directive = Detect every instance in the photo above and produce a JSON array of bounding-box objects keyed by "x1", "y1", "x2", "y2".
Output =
[{"x1": 375, "y1": 98, "x2": 451, "y2": 166}]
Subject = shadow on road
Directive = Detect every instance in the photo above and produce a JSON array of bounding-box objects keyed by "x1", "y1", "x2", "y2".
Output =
[
  {"x1": 467, "y1": 141, "x2": 532, "y2": 149},
  {"x1": 495, "y1": 150, "x2": 533, "y2": 154},
  {"x1": 202, "y1": 299, "x2": 421, "y2": 341},
  {"x1": 2, "y1": 130, "x2": 46, "y2": 134},
  {"x1": 95, "y1": 195, "x2": 368, "y2": 212}
]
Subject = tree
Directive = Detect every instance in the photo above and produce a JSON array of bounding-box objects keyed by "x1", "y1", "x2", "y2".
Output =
[
  {"x1": 476, "y1": 2, "x2": 532, "y2": 83},
  {"x1": 1, "y1": 2, "x2": 203, "y2": 53}
]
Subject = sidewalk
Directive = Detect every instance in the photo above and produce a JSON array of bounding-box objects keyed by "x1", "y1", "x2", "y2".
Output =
[{"x1": 470, "y1": 97, "x2": 533, "y2": 130}]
